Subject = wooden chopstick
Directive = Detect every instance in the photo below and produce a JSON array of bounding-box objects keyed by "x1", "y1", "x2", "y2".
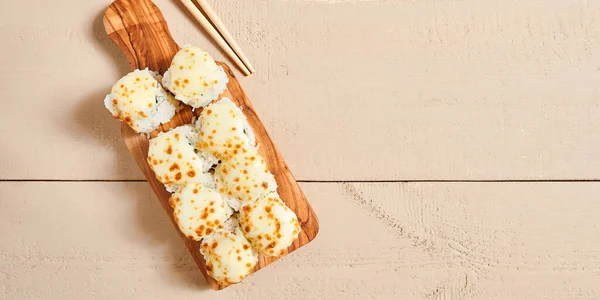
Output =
[
  {"x1": 178, "y1": 0, "x2": 251, "y2": 76},
  {"x1": 195, "y1": 0, "x2": 255, "y2": 74}
]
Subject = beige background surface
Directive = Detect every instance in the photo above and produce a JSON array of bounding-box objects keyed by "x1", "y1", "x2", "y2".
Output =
[{"x1": 1, "y1": 0, "x2": 599, "y2": 299}]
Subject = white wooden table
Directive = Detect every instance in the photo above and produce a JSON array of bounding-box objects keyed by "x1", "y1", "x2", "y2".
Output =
[{"x1": 1, "y1": 0, "x2": 599, "y2": 299}]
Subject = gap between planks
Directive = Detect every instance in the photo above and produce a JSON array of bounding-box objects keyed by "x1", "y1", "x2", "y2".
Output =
[{"x1": 1, "y1": 179, "x2": 600, "y2": 183}]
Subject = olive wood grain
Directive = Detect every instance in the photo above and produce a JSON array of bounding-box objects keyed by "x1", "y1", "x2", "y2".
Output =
[{"x1": 103, "y1": 0, "x2": 319, "y2": 290}]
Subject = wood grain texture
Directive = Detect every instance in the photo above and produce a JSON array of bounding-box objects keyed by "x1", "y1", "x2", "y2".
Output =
[
  {"x1": 2, "y1": 181, "x2": 599, "y2": 299},
  {"x1": 104, "y1": 0, "x2": 318, "y2": 290},
  {"x1": 1, "y1": 0, "x2": 600, "y2": 181}
]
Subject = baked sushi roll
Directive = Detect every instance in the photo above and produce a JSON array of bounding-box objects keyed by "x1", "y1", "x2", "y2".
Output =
[
  {"x1": 239, "y1": 192, "x2": 301, "y2": 257},
  {"x1": 214, "y1": 147, "x2": 277, "y2": 204},
  {"x1": 147, "y1": 125, "x2": 216, "y2": 192},
  {"x1": 162, "y1": 45, "x2": 229, "y2": 108},
  {"x1": 104, "y1": 68, "x2": 178, "y2": 133},
  {"x1": 195, "y1": 97, "x2": 256, "y2": 160},
  {"x1": 200, "y1": 227, "x2": 258, "y2": 285},
  {"x1": 169, "y1": 183, "x2": 233, "y2": 241}
]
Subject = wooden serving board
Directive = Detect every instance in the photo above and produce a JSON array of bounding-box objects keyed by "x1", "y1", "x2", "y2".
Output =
[{"x1": 103, "y1": 0, "x2": 319, "y2": 290}]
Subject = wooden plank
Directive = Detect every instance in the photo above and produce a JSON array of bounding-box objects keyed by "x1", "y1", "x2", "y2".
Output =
[
  {"x1": 103, "y1": 0, "x2": 318, "y2": 289},
  {"x1": 1, "y1": 181, "x2": 599, "y2": 299},
  {"x1": 1, "y1": 0, "x2": 600, "y2": 181}
]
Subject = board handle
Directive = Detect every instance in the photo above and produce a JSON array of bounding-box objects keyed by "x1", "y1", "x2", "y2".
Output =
[{"x1": 103, "y1": 0, "x2": 179, "y2": 73}]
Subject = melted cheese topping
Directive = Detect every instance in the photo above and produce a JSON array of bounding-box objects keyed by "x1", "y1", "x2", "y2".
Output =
[
  {"x1": 147, "y1": 125, "x2": 215, "y2": 191},
  {"x1": 196, "y1": 97, "x2": 255, "y2": 160},
  {"x1": 201, "y1": 227, "x2": 258, "y2": 284},
  {"x1": 104, "y1": 69, "x2": 177, "y2": 133},
  {"x1": 162, "y1": 45, "x2": 229, "y2": 108},
  {"x1": 214, "y1": 147, "x2": 277, "y2": 204},
  {"x1": 169, "y1": 183, "x2": 233, "y2": 241},
  {"x1": 239, "y1": 193, "x2": 300, "y2": 256}
]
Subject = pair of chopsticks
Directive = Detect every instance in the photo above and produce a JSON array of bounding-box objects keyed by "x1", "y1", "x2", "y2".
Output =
[{"x1": 179, "y1": 0, "x2": 255, "y2": 76}]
